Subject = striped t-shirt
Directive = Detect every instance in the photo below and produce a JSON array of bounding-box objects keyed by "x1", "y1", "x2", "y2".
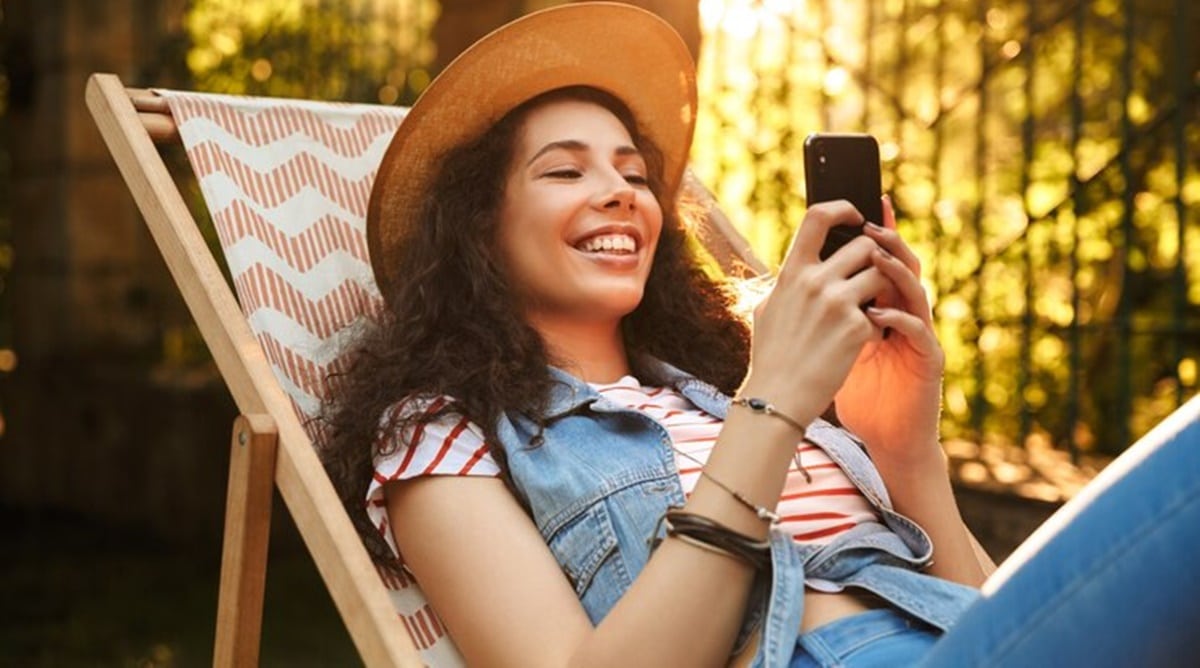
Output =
[{"x1": 367, "y1": 377, "x2": 880, "y2": 557}]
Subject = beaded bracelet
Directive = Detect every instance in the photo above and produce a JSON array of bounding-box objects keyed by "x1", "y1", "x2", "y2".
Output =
[
  {"x1": 731, "y1": 396, "x2": 814, "y2": 483},
  {"x1": 697, "y1": 470, "x2": 780, "y2": 524},
  {"x1": 671, "y1": 443, "x2": 780, "y2": 524}
]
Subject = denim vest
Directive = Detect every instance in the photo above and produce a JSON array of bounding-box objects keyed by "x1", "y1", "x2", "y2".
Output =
[{"x1": 491, "y1": 358, "x2": 979, "y2": 667}]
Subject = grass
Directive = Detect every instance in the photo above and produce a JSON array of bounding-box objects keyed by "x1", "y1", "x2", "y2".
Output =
[{"x1": 0, "y1": 507, "x2": 360, "y2": 667}]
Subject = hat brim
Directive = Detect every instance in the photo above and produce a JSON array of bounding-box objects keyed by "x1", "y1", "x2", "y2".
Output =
[{"x1": 366, "y1": 2, "x2": 697, "y2": 300}]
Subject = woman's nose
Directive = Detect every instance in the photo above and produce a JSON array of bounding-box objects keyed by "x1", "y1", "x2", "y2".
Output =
[
  {"x1": 594, "y1": 174, "x2": 636, "y2": 213},
  {"x1": 603, "y1": 188, "x2": 636, "y2": 212}
]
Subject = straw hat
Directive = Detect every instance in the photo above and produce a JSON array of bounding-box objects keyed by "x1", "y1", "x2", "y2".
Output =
[{"x1": 366, "y1": 1, "x2": 697, "y2": 300}]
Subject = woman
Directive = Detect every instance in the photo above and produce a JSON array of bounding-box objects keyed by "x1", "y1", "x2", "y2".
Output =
[{"x1": 322, "y1": 4, "x2": 1200, "y2": 666}]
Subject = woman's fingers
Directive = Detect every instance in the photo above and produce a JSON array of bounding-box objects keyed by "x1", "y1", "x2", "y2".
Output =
[
  {"x1": 865, "y1": 305, "x2": 939, "y2": 356},
  {"x1": 842, "y1": 262, "x2": 897, "y2": 306},
  {"x1": 820, "y1": 235, "x2": 882, "y2": 280},
  {"x1": 863, "y1": 222, "x2": 921, "y2": 276},
  {"x1": 865, "y1": 197, "x2": 921, "y2": 276},
  {"x1": 783, "y1": 200, "x2": 864, "y2": 272},
  {"x1": 870, "y1": 248, "x2": 931, "y2": 319},
  {"x1": 881, "y1": 194, "x2": 897, "y2": 230}
]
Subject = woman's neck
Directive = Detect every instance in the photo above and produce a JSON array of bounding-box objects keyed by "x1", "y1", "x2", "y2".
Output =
[{"x1": 529, "y1": 315, "x2": 631, "y2": 383}]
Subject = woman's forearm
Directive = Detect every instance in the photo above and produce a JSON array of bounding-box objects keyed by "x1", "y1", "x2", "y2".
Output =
[
  {"x1": 571, "y1": 402, "x2": 813, "y2": 667},
  {"x1": 871, "y1": 446, "x2": 994, "y2": 587}
]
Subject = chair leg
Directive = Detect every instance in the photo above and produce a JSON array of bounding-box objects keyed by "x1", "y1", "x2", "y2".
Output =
[{"x1": 213, "y1": 414, "x2": 279, "y2": 668}]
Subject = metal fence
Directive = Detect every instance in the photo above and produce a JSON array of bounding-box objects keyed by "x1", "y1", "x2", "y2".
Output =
[{"x1": 692, "y1": 0, "x2": 1199, "y2": 456}]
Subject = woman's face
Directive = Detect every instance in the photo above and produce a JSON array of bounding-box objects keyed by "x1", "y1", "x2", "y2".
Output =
[{"x1": 497, "y1": 99, "x2": 663, "y2": 331}]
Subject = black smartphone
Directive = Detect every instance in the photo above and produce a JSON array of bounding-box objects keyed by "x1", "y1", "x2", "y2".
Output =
[{"x1": 803, "y1": 133, "x2": 883, "y2": 260}]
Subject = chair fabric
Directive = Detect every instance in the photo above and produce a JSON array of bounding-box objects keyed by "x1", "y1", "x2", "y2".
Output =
[{"x1": 157, "y1": 89, "x2": 464, "y2": 666}]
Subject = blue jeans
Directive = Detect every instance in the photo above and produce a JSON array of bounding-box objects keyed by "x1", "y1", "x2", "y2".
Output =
[
  {"x1": 791, "y1": 401, "x2": 1200, "y2": 667},
  {"x1": 789, "y1": 609, "x2": 940, "y2": 666}
]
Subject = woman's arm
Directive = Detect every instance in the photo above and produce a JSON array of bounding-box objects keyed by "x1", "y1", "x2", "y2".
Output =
[
  {"x1": 833, "y1": 210, "x2": 995, "y2": 586},
  {"x1": 386, "y1": 406, "x2": 800, "y2": 668},
  {"x1": 869, "y1": 446, "x2": 996, "y2": 586}
]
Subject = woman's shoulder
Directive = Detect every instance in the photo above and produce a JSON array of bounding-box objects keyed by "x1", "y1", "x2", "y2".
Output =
[{"x1": 375, "y1": 394, "x2": 500, "y2": 479}]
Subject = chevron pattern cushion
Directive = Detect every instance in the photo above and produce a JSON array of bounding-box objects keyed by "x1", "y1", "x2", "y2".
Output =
[{"x1": 158, "y1": 89, "x2": 465, "y2": 666}]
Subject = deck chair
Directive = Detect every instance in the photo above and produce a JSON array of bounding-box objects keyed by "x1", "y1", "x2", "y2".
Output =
[{"x1": 85, "y1": 72, "x2": 767, "y2": 666}]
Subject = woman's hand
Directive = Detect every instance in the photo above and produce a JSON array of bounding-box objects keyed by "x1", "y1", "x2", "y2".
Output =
[
  {"x1": 743, "y1": 200, "x2": 893, "y2": 425},
  {"x1": 833, "y1": 197, "x2": 945, "y2": 464}
]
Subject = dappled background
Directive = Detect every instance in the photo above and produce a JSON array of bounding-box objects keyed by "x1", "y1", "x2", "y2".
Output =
[{"x1": 2, "y1": 0, "x2": 1197, "y2": 665}]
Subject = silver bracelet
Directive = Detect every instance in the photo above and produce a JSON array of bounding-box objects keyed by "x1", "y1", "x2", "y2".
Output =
[
  {"x1": 731, "y1": 396, "x2": 814, "y2": 483},
  {"x1": 698, "y1": 470, "x2": 781, "y2": 524},
  {"x1": 670, "y1": 444, "x2": 781, "y2": 524}
]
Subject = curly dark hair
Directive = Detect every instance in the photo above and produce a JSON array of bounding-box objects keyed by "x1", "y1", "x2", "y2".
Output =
[{"x1": 320, "y1": 86, "x2": 751, "y2": 568}]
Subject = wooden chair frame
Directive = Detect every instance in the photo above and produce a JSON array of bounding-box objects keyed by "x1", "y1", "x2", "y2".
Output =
[
  {"x1": 85, "y1": 71, "x2": 766, "y2": 666},
  {"x1": 87, "y1": 72, "x2": 422, "y2": 666}
]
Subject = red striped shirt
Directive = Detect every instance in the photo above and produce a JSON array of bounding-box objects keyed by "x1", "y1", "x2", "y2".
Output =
[
  {"x1": 594, "y1": 377, "x2": 879, "y2": 545},
  {"x1": 366, "y1": 379, "x2": 880, "y2": 557}
]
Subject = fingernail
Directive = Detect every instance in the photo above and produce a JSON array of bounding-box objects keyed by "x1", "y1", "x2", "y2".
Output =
[{"x1": 865, "y1": 222, "x2": 885, "y2": 232}]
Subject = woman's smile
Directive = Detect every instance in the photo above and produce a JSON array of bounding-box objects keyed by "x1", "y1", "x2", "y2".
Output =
[
  {"x1": 574, "y1": 232, "x2": 638, "y2": 255},
  {"x1": 569, "y1": 225, "x2": 644, "y2": 270}
]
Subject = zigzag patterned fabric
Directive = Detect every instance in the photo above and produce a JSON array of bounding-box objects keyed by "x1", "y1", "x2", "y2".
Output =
[{"x1": 158, "y1": 89, "x2": 465, "y2": 667}]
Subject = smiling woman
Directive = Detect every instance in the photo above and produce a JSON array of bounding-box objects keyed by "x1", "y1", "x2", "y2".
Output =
[{"x1": 318, "y1": 3, "x2": 1200, "y2": 667}]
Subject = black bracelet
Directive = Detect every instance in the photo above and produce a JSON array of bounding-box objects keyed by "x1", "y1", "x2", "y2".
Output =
[{"x1": 661, "y1": 509, "x2": 771, "y2": 571}]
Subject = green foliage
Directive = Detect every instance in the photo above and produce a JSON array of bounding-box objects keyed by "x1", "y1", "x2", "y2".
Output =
[
  {"x1": 186, "y1": 0, "x2": 438, "y2": 104},
  {"x1": 693, "y1": 0, "x2": 1199, "y2": 455},
  {"x1": 177, "y1": 0, "x2": 1198, "y2": 455}
]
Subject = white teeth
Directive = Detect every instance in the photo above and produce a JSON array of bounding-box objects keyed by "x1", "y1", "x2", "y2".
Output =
[{"x1": 578, "y1": 234, "x2": 637, "y2": 254}]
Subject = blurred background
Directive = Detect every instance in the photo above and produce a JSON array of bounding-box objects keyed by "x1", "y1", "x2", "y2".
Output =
[{"x1": 1, "y1": 0, "x2": 1196, "y2": 664}]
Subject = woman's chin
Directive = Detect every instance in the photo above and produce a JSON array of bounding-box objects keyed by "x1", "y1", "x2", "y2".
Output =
[
  {"x1": 573, "y1": 289, "x2": 645, "y2": 322},
  {"x1": 603, "y1": 287, "x2": 646, "y2": 313}
]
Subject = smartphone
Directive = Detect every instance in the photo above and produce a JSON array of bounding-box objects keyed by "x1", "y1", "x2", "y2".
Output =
[{"x1": 803, "y1": 133, "x2": 883, "y2": 260}]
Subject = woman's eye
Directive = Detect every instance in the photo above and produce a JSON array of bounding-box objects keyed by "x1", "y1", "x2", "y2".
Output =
[
  {"x1": 545, "y1": 168, "x2": 582, "y2": 179},
  {"x1": 624, "y1": 173, "x2": 649, "y2": 185}
]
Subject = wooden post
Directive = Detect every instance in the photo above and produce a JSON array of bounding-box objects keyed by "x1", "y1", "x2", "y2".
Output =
[{"x1": 213, "y1": 414, "x2": 278, "y2": 667}]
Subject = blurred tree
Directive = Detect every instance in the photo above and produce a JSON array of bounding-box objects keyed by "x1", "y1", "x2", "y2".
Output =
[
  {"x1": 183, "y1": 0, "x2": 697, "y2": 104},
  {"x1": 186, "y1": 0, "x2": 437, "y2": 105},
  {"x1": 177, "y1": 0, "x2": 1197, "y2": 457},
  {"x1": 692, "y1": 0, "x2": 1198, "y2": 457}
]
